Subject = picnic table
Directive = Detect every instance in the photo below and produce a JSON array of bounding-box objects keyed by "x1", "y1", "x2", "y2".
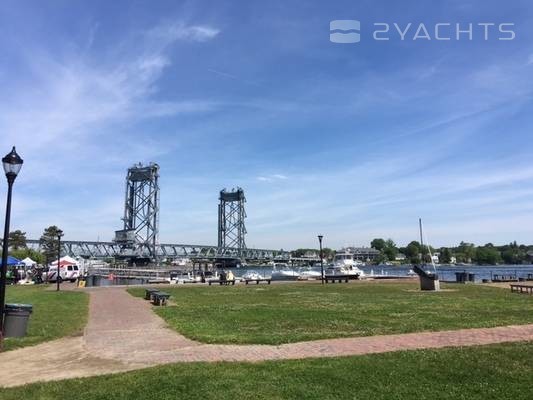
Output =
[{"x1": 510, "y1": 284, "x2": 533, "y2": 295}]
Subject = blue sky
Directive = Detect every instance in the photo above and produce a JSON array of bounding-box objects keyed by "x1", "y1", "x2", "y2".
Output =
[{"x1": 1, "y1": 0, "x2": 533, "y2": 250}]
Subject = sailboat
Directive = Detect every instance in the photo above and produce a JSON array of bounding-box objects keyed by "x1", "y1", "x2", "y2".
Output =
[{"x1": 412, "y1": 219, "x2": 440, "y2": 291}]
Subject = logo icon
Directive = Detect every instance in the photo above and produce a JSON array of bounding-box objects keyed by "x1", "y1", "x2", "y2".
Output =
[{"x1": 330, "y1": 20, "x2": 361, "y2": 43}]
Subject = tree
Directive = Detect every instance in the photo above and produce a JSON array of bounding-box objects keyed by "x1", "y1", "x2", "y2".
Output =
[
  {"x1": 440, "y1": 248, "x2": 452, "y2": 264},
  {"x1": 501, "y1": 248, "x2": 526, "y2": 265},
  {"x1": 8, "y1": 230, "x2": 27, "y2": 250},
  {"x1": 405, "y1": 241, "x2": 421, "y2": 264},
  {"x1": 39, "y1": 226, "x2": 63, "y2": 265},
  {"x1": 457, "y1": 242, "x2": 476, "y2": 263},
  {"x1": 475, "y1": 246, "x2": 502, "y2": 265},
  {"x1": 371, "y1": 238, "x2": 386, "y2": 252},
  {"x1": 383, "y1": 239, "x2": 398, "y2": 261},
  {"x1": 10, "y1": 248, "x2": 45, "y2": 265}
]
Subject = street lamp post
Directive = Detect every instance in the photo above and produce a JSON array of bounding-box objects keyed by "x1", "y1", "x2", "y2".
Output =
[
  {"x1": 318, "y1": 235, "x2": 324, "y2": 284},
  {"x1": 56, "y1": 230, "x2": 63, "y2": 292},
  {"x1": 0, "y1": 147, "x2": 23, "y2": 347}
]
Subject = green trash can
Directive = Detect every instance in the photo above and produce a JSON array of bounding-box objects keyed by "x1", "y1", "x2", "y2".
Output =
[{"x1": 3, "y1": 303, "x2": 33, "y2": 337}]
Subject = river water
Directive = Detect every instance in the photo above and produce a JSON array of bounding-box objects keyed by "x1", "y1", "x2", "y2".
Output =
[{"x1": 86, "y1": 264, "x2": 533, "y2": 286}]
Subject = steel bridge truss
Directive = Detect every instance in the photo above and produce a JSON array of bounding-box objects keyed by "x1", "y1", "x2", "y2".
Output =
[
  {"x1": 115, "y1": 163, "x2": 160, "y2": 259},
  {"x1": 218, "y1": 188, "x2": 247, "y2": 256},
  {"x1": 20, "y1": 239, "x2": 283, "y2": 260}
]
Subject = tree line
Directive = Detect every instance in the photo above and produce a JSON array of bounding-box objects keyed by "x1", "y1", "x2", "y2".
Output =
[
  {"x1": 370, "y1": 238, "x2": 532, "y2": 265},
  {"x1": 2, "y1": 226, "x2": 64, "y2": 265}
]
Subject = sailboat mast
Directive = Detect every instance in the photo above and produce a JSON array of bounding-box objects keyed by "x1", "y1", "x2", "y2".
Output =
[
  {"x1": 419, "y1": 218, "x2": 424, "y2": 265},
  {"x1": 419, "y1": 218, "x2": 424, "y2": 246}
]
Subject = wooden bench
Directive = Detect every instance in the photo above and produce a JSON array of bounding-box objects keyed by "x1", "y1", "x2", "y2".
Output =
[
  {"x1": 510, "y1": 284, "x2": 533, "y2": 295},
  {"x1": 244, "y1": 279, "x2": 271, "y2": 285},
  {"x1": 152, "y1": 291, "x2": 171, "y2": 306},
  {"x1": 144, "y1": 288, "x2": 160, "y2": 300},
  {"x1": 325, "y1": 275, "x2": 358, "y2": 284},
  {"x1": 208, "y1": 279, "x2": 236, "y2": 286}
]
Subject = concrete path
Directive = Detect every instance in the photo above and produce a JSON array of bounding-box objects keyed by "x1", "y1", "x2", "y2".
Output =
[{"x1": 1, "y1": 286, "x2": 533, "y2": 388}]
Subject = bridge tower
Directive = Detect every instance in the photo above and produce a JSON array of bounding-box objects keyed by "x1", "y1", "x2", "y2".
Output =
[
  {"x1": 115, "y1": 163, "x2": 160, "y2": 259},
  {"x1": 218, "y1": 188, "x2": 247, "y2": 256}
]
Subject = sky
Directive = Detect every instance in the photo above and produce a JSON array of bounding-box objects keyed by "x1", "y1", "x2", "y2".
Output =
[{"x1": 1, "y1": 0, "x2": 533, "y2": 250}]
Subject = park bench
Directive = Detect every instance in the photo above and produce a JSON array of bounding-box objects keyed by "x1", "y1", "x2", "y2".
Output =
[
  {"x1": 152, "y1": 291, "x2": 171, "y2": 306},
  {"x1": 244, "y1": 278, "x2": 271, "y2": 285},
  {"x1": 510, "y1": 284, "x2": 533, "y2": 295},
  {"x1": 144, "y1": 288, "x2": 160, "y2": 301},
  {"x1": 208, "y1": 279, "x2": 236, "y2": 286},
  {"x1": 324, "y1": 275, "x2": 360, "y2": 284}
]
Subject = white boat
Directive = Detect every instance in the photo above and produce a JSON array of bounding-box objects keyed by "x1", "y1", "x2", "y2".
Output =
[
  {"x1": 241, "y1": 271, "x2": 265, "y2": 280},
  {"x1": 332, "y1": 251, "x2": 365, "y2": 278},
  {"x1": 271, "y1": 268, "x2": 300, "y2": 281},
  {"x1": 298, "y1": 269, "x2": 322, "y2": 280},
  {"x1": 325, "y1": 265, "x2": 362, "y2": 279}
]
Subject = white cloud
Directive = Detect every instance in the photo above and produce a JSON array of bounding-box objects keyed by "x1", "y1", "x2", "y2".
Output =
[
  {"x1": 148, "y1": 23, "x2": 220, "y2": 43},
  {"x1": 257, "y1": 174, "x2": 289, "y2": 182}
]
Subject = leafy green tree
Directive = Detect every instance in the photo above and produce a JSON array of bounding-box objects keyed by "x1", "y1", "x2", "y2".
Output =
[
  {"x1": 439, "y1": 248, "x2": 452, "y2": 264},
  {"x1": 405, "y1": 241, "x2": 421, "y2": 264},
  {"x1": 501, "y1": 248, "x2": 526, "y2": 265},
  {"x1": 8, "y1": 229, "x2": 27, "y2": 250},
  {"x1": 383, "y1": 239, "x2": 398, "y2": 261},
  {"x1": 371, "y1": 238, "x2": 386, "y2": 252},
  {"x1": 475, "y1": 246, "x2": 502, "y2": 265},
  {"x1": 10, "y1": 248, "x2": 45, "y2": 265},
  {"x1": 458, "y1": 242, "x2": 476, "y2": 263},
  {"x1": 39, "y1": 226, "x2": 64, "y2": 264}
]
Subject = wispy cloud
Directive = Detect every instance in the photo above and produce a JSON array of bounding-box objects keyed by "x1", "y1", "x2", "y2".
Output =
[
  {"x1": 257, "y1": 174, "x2": 289, "y2": 182},
  {"x1": 148, "y1": 23, "x2": 220, "y2": 43}
]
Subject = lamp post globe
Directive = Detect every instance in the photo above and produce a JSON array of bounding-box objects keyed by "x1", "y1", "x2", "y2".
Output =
[
  {"x1": 2, "y1": 147, "x2": 24, "y2": 181},
  {"x1": 0, "y1": 146, "x2": 23, "y2": 348}
]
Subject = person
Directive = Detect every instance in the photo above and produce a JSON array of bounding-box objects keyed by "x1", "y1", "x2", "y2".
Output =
[
  {"x1": 220, "y1": 270, "x2": 227, "y2": 283},
  {"x1": 227, "y1": 270, "x2": 234, "y2": 282}
]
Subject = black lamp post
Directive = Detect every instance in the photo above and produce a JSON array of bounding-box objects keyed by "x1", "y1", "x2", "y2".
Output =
[
  {"x1": 0, "y1": 147, "x2": 23, "y2": 345},
  {"x1": 318, "y1": 235, "x2": 324, "y2": 284},
  {"x1": 56, "y1": 230, "x2": 63, "y2": 292}
]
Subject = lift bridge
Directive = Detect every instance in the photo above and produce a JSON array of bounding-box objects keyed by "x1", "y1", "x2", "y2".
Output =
[{"x1": 17, "y1": 163, "x2": 285, "y2": 261}]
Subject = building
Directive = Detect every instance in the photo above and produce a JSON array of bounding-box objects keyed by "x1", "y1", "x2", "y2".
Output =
[{"x1": 343, "y1": 246, "x2": 381, "y2": 262}]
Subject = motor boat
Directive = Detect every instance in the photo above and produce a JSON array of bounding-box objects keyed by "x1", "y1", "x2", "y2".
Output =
[
  {"x1": 271, "y1": 267, "x2": 300, "y2": 281},
  {"x1": 298, "y1": 269, "x2": 322, "y2": 280},
  {"x1": 332, "y1": 251, "x2": 365, "y2": 278},
  {"x1": 241, "y1": 271, "x2": 265, "y2": 280},
  {"x1": 325, "y1": 265, "x2": 362, "y2": 279}
]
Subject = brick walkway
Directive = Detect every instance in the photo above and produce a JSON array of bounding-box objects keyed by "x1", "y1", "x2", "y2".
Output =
[{"x1": 1, "y1": 286, "x2": 533, "y2": 387}]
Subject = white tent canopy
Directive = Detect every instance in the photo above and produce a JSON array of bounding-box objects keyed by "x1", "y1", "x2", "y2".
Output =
[
  {"x1": 21, "y1": 257, "x2": 37, "y2": 267},
  {"x1": 50, "y1": 256, "x2": 78, "y2": 266}
]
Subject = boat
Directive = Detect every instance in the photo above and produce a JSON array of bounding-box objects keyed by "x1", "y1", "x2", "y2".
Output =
[
  {"x1": 271, "y1": 266, "x2": 300, "y2": 281},
  {"x1": 325, "y1": 265, "x2": 362, "y2": 279},
  {"x1": 298, "y1": 269, "x2": 322, "y2": 280},
  {"x1": 331, "y1": 251, "x2": 365, "y2": 278},
  {"x1": 241, "y1": 271, "x2": 265, "y2": 280}
]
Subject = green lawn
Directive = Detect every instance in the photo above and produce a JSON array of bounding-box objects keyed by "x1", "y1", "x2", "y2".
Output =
[
  {"x1": 2, "y1": 341, "x2": 532, "y2": 399},
  {"x1": 129, "y1": 282, "x2": 533, "y2": 344},
  {"x1": 3, "y1": 285, "x2": 89, "y2": 351}
]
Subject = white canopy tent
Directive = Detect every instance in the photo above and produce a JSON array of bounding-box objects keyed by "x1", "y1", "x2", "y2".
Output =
[{"x1": 21, "y1": 257, "x2": 37, "y2": 267}]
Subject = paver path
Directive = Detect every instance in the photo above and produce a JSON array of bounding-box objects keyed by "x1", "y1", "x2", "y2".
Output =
[{"x1": 1, "y1": 286, "x2": 533, "y2": 388}]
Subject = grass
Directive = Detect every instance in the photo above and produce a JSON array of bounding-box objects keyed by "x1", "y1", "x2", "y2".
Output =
[
  {"x1": 1, "y1": 341, "x2": 532, "y2": 399},
  {"x1": 3, "y1": 285, "x2": 89, "y2": 351},
  {"x1": 129, "y1": 281, "x2": 533, "y2": 345}
]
